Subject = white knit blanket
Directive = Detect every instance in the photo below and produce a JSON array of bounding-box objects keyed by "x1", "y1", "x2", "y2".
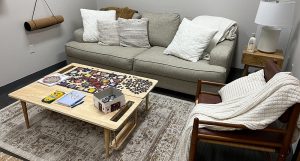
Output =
[
  {"x1": 192, "y1": 15, "x2": 237, "y2": 52},
  {"x1": 175, "y1": 72, "x2": 300, "y2": 161}
]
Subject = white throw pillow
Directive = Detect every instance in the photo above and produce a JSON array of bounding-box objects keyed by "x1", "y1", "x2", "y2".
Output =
[
  {"x1": 163, "y1": 18, "x2": 217, "y2": 62},
  {"x1": 80, "y1": 9, "x2": 116, "y2": 42},
  {"x1": 118, "y1": 18, "x2": 150, "y2": 48},
  {"x1": 97, "y1": 20, "x2": 119, "y2": 46},
  {"x1": 218, "y1": 70, "x2": 266, "y2": 102}
]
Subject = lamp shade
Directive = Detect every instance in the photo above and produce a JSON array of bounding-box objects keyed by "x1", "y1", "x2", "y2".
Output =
[{"x1": 255, "y1": 0, "x2": 295, "y2": 27}]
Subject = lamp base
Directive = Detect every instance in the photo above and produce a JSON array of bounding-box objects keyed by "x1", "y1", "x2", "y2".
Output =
[{"x1": 257, "y1": 26, "x2": 281, "y2": 53}]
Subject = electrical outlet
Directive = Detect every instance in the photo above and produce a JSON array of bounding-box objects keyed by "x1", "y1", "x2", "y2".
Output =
[{"x1": 29, "y1": 44, "x2": 35, "y2": 54}]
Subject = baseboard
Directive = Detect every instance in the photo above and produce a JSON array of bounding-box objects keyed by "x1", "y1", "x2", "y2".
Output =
[{"x1": 0, "y1": 61, "x2": 67, "y2": 95}]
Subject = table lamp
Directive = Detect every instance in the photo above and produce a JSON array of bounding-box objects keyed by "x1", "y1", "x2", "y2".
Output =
[{"x1": 255, "y1": 0, "x2": 295, "y2": 53}]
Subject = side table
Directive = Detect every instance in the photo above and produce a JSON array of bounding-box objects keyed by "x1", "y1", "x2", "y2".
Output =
[{"x1": 241, "y1": 48, "x2": 284, "y2": 76}]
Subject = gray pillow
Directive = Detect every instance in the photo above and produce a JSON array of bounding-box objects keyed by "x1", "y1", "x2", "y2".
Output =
[
  {"x1": 118, "y1": 18, "x2": 150, "y2": 48},
  {"x1": 97, "y1": 20, "x2": 120, "y2": 46},
  {"x1": 142, "y1": 12, "x2": 180, "y2": 47}
]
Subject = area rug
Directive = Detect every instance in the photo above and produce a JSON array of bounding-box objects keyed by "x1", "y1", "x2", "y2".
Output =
[
  {"x1": 0, "y1": 93, "x2": 194, "y2": 161},
  {"x1": 0, "y1": 152, "x2": 22, "y2": 161}
]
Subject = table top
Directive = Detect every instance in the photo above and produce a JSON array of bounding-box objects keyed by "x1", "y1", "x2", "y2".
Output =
[
  {"x1": 243, "y1": 48, "x2": 284, "y2": 60},
  {"x1": 9, "y1": 63, "x2": 158, "y2": 131}
]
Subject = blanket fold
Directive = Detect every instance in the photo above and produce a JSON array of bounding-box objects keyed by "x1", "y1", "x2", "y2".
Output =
[
  {"x1": 100, "y1": 7, "x2": 138, "y2": 19},
  {"x1": 192, "y1": 15, "x2": 237, "y2": 53},
  {"x1": 175, "y1": 72, "x2": 300, "y2": 161}
]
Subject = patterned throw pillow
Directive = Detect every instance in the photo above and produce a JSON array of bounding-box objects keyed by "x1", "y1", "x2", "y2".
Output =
[
  {"x1": 97, "y1": 20, "x2": 120, "y2": 46},
  {"x1": 118, "y1": 18, "x2": 151, "y2": 48},
  {"x1": 218, "y1": 70, "x2": 266, "y2": 102},
  {"x1": 80, "y1": 9, "x2": 116, "y2": 42}
]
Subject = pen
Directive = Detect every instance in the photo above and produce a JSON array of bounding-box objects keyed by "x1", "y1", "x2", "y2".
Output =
[{"x1": 71, "y1": 100, "x2": 84, "y2": 108}]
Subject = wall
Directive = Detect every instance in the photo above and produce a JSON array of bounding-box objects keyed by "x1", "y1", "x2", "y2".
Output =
[
  {"x1": 97, "y1": 0, "x2": 291, "y2": 69},
  {"x1": 286, "y1": 0, "x2": 300, "y2": 152},
  {"x1": 0, "y1": 0, "x2": 97, "y2": 87},
  {"x1": 286, "y1": 1, "x2": 300, "y2": 78}
]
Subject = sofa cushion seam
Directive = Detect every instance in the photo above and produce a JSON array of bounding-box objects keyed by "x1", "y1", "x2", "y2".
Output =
[
  {"x1": 134, "y1": 59, "x2": 225, "y2": 73},
  {"x1": 67, "y1": 56, "x2": 133, "y2": 71},
  {"x1": 66, "y1": 44, "x2": 143, "y2": 61},
  {"x1": 133, "y1": 70, "x2": 199, "y2": 83}
]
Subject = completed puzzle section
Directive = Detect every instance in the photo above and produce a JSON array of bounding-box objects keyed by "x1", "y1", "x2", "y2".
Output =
[{"x1": 58, "y1": 67, "x2": 127, "y2": 93}]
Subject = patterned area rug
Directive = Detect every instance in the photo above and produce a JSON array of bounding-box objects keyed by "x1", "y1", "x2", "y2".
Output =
[
  {"x1": 0, "y1": 152, "x2": 22, "y2": 161},
  {"x1": 0, "y1": 93, "x2": 194, "y2": 161}
]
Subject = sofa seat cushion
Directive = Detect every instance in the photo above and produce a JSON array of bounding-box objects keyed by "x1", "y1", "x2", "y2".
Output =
[
  {"x1": 134, "y1": 46, "x2": 227, "y2": 82},
  {"x1": 65, "y1": 41, "x2": 147, "y2": 71}
]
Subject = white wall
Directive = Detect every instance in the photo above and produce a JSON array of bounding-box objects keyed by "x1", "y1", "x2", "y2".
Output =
[
  {"x1": 97, "y1": 0, "x2": 291, "y2": 69},
  {"x1": 0, "y1": 0, "x2": 97, "y2": 87},
  {"x1": 286, "y1": 1, "x2": 300, "y2": 79}
]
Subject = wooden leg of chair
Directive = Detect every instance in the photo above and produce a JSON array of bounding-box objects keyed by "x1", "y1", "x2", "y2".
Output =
[
  {"x1": 243, "y1": 65, "x2": 249, "y2": 76},
  {"x1": 189, "y1": 118, "x2": 199, "y2": 161},
  {"x1": 265, "y1": 152, "x2": 272, "y2": 161},
  {"x1": 277, "y1": 153, "x2": 287, "y2": 161}
]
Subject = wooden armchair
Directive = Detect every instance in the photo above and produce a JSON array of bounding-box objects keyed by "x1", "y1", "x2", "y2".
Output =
[{"x1": 190, "y1": 60, "x2": 300, "y2": 161}]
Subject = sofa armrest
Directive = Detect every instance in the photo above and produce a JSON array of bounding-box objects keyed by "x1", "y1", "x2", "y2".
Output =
[
  {"x1": 209, "y1": 40, "x2": 236, "y2": 69},
  {"x1": 73, "y1": 28, "x2": 84, "y2": 43}
]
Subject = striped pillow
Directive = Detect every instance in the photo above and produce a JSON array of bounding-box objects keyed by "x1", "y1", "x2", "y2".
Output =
[
  {"x1": 118, "y1": 18, "x2": 150, "y2": 48},
  {"x1": 97, "y1": 20, "x2": 120, "y2": 46},
  {"x1": 218, "y1": 70, "x2": 266, "y2": 102}
]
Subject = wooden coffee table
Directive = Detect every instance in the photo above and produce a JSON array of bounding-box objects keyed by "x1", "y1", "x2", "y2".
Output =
[{"x1": 9, "y1": 63, "x2": 157, "y2": 158}]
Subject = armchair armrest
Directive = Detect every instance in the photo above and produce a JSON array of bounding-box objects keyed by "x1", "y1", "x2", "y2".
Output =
[
  {"x1": 198, "y1": 119, "x2": 246, "y2": 129},
  {"x1": 209, "y1": 40, "x2": 236, "y2": 69},
  {"x1": 73, "y1": 28, "x2": 84, "y2": 43},
  {"x1": 200, "y1": 80, "x2": 226, "y2": 87},
  {"x1": 196, "y1": 118, "x2": 286, "y2": 134}
]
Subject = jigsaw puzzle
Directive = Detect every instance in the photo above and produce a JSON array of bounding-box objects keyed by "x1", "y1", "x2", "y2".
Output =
[{"x1": 58, "y1": 67, "x2": 127, "y2": 93}]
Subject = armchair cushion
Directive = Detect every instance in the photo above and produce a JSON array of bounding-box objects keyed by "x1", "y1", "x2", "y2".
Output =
[{"x1": 218, "y1": 69, "x2": 266, "y2": 102}]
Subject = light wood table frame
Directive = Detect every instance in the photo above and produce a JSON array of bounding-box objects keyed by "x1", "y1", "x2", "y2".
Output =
[
  {"x1": 242, "y1": 48, "x2": 284, "y2": 76},
  {"x1": 9, "y1": 63, "x2": 158, "y2": 158}
]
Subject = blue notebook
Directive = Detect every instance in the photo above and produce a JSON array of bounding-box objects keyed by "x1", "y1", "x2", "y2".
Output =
[{"x1": 57, "y1": 90, "x2": 85, "y2": 107}]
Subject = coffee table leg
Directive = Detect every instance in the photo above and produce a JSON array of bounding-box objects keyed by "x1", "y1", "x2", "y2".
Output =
[
  {"x1": 104, "y1": 129, "x2": 111, "y2": 158},
  {"x1": 20, "y1": 101, "x2": 30, "y2": 129},
  {"x1": 145, "y1": 94, "x2": 149, "y2": 110}
]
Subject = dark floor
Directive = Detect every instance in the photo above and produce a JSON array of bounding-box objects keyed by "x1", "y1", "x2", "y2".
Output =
[{"x1": 0, "y1": 63, "x2": 297, "y2": 161}]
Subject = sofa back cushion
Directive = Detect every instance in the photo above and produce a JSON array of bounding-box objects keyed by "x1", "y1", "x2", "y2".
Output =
[{"x1": 142, "y1": 12, "x2": 180, "y2": 47}]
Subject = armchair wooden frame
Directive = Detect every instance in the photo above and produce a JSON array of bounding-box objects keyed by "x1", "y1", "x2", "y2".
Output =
[
  {"x1": 195, "y1": 80, "x2": 225, "y2": 104},
  {"x1": 190, "y1": 60, "x2": 300, "y2": 161}
]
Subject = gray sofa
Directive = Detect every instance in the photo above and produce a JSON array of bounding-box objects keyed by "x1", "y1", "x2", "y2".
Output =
[{"x1": 65, "y1": 13, "x2": 236, "y2": 95}]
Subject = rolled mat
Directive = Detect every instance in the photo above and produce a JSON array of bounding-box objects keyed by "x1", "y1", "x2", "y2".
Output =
[{"x1": 24, "y1": 15, "x2": 64, "y2": 31}]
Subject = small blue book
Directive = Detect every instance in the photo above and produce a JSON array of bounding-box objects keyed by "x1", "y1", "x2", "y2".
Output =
[{"x1": 57, "y1": 90, "x2": 85, "y2": 107}]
